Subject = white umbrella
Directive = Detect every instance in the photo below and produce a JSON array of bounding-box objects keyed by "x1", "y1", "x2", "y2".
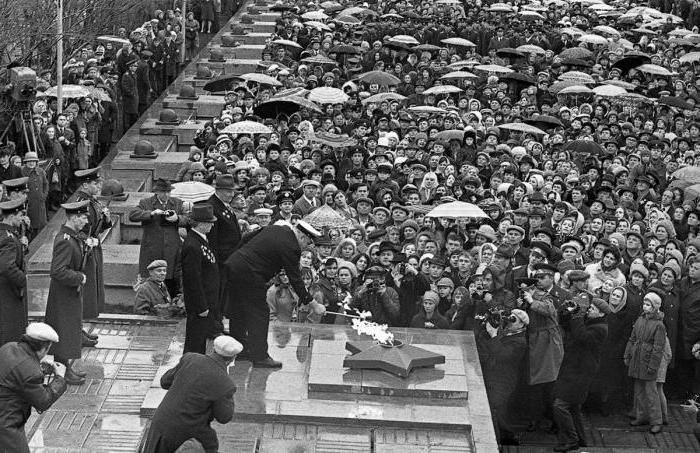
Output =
[
  {"x1": 304, "y1": 20, "x2": 332, "y2": 31},
  {"x1": 593, "y1": 25, "x2": 620, "y2": 36},
  {"x1": 389, "y1": 35, "x2": 420, "y2": 45},
  {"x1": 39, "y1": 84, "x2": 90, "y2": 98},
  {"x1": 271, "y1": 39, "x2": 302, "y2": 49},
  {"x1": 516, "y1": 44, "x2": 546, "y2": 55},
  {"x1": 441, "y1": 37, "x2": 476, "y2": 47},
  {"x1": 301, "y1": 11, "x2": 328, "y2": 20},
  {"x1": 578, "y1": 34, "x2": 608, "y2": 45},
  {"x1": 171, "y1": 181, "x2": 215, "y2": 203},
  {"x1": 422, "y1": 85, "x2": 463, "y2": 95},
  {"x1": 440, "y1": 71, "x2": 478, "y2": 80},
  {"x1": 558, "y1": 71, "x2": 595, "y2": 84},
  {"x1": 474, "y1": 64, "x2": 513, "y2": 74},
  {"x1": 558, "y1": 85, "x2": 593, "y2": 95},
  {"x1": 239, "y1": 73, "x2": 282, "y2": 86},
  {"x1": 220, "y1": 121, "x2": 273, "y2": 134},
  {"x1": 680, "y1": 52, "x2": 700, "y2": 64},
  {"x1": 426, "y1": 201, "x2": 488, "y2": 219},
  {"x1": 593, "y1": 84, "x2": 627, "y2": 96},
  {"x1": 636, "y1": 64, "x2": 673, "y2": 76},
  {"x1": 308, "y1": 87, "x2": 349, "y2": 104}
]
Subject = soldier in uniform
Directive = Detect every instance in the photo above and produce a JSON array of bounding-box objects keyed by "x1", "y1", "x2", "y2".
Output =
[
  {"x1": 206, "y1": 174, "x2": 241, "y2": 336},
  {"x1": 74, "y1": 167, "x2": 112, "y2": 346},
  {"x1": 273, "y1": 189, "x2": 295, "y2": 223},
  {"x1": 44, "y1": 201, "x2": 91, "y2": 385},
  {"x1": 182, "y1": 204, "x2": 220, "y2": 354},
  {"x1": 0, "y1": 196, "x2": 29, "y2": 347}
]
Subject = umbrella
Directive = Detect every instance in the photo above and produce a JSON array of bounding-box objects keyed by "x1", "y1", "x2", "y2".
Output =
[
  {"x1": 357, "y1": 71, "x2": 401, "y2": 86},
  {"x1": 593, "y1": 25, "x2": 620, "y2": 36},
  {"x1": 558, "y1": 71, "x2": 595, "y2": 84},
  {"x1": 448, "y1": 60, "x2": 480, "y2": 70},
  {"x1": 84, "y1": 86, "x2": 112, "y2": 102},
  {"x1": 97, "y1": 35, "x2": 130, "y2": 45},
  {"x1": 390, "y1": 35, "x2": 419, "y2": 46},
  {"x1": 308, "y1": 87, "x2": 349, "y2": 104},
  {"x1": 498, "y1": 122, "x2": 546, "y2": 135},
  {"x1": 592, "y1": 84, "x2": 627, "y2": 96},
  {"x1": 334, "y1": 15, "x2": 362, "y2": 25},
  {"x1": 312, "y1": 131, "x2": 358, "y2": 148},
  {"x1": 588, "y1": 3, "x2": 615, "y2": 10},
  {"x1": 301, "y1": 11, "x2": 328, "y2": 20},
  {"x1": 558, "y1": 47, "x2": 593, "y2": 60},
  {"x1": 679, "y1": 52, "x2": 700, "y2": 64},
  {"x1": 685, "y1": 183, "x2": 700, "y2": 202},
  {"x1": 270, "y1": 3, "x2": 296, "y2": 11},
  {"x1": 474, "y1": 64, "x2": 513, "y2": 74},
  {"x1": 519, "y1": 10, "x2": 545, "y2": 20},
  {"x1": 383, "y1": 41, "x2": 411, "y2": 52},
  {"x1": 669, "y1": 28, "x2": 692, "y2": 36},
  {"x1": 489, "y1": 3, "x2": 513, "y2": 12},
  {"x1": 561, "y1": 58, "x2": 592, "y2": 68},
  {"x1": 548, "y1": 80, "x2": 583, "y2": 94},
  {"x1": 301, "y1": 54, "x2": 338, "y2": 65},
  {"x1": 381, "y1": 13, "x2": 403, "y2": 19},
  {"x1": 171, "y1": 182, "x2": 215, "y2": 203},
  {"x1": 636, "y1": 64, "x2": 673, "y2": 76},
  {"x1": 221, "y1": 121, "x2": 273, "y2": 135},
  {"x1": 658, "y1": 96, "x2": 693, "y2": 110},
  {"x1": 562, "y1": 139, "x2": 604, "y2": 155},
  {"x1": 338, "y1": 6, "x2": 374, "y2": 16},
  {"x1": 558, "y1": 85, "x2": 593, "y2": 95},
  {"x1": 560, "y1": 27, "x2": 586, "y2": 37},
  {"x1": 668, "y1": 179, "x2": 696, "y2": 191},
  {"x1": 39, "y1": 84, "x2": 90, "y2": 98},
  {"x1": 499, "y1": 72, "x2": 536, "y2": 85},
  {"x1": 408, "y1": 105, "x2": 447, "y2": 115},
  {"x1": 362, "y1": 92, "x2": 407, "y2": 104},
  {"x1": 273, "y1": 87, "x2": 309, "y2": 98},
  {"x1": 303, "y1": 205, "x2": 353, "y2": 229},
  {"x1": 414, "y1": 44, "x2": 443, "y2": 52},
  {"x1": 320, "y1": 0, "x2": 341, "y2": 7},
  {"x1": 304, "y1": 20, "x2": 332, "y2": 31},
  {"x1": 436, "y1": 130, "x2": 465, "y2": 142},
  {"x1": 524, "y1": 115, "x2": 564, "y2": 129},
  {"x1": 271, "y1": 39, "x2": 302, "y2": 49},
  {"x1": 669, "y1": 37, "x2": 694, "y2": 47},
  {"x1": 686, "y1": 33, "x2": 700, "y2": 44},
  {"x1": 496, "y1": 48, "x2": 524, "y2": 59},
  {"x1": 422, "y1": 85, "x2": 462, "y2": 95},
  {"x1": 602, "y1": 79, "x2": 637, "y2": 89},
  {"x1": 330, "y1": 44, "x2": 359, "y2": 55},
  {"x1": 239, "y1": 73, "x2": 282, "y2": 86},
  {"x1": 253, "y1": 96, "x2": 322, "y2": 117},
  {"x1": 578, "y1": 34, "x2": 608, "y2": 45},
  {"x1": 440, "y1": 71, "x2": 478, "y2": 80},
  {"x1": 516, "y1": 44, "x2": 546, "y2": 55},
  {"x1": 441, "y1": 37, "x2": 476, "y2": 47},
  {"x1": 426, "y1": 201, "x2": 488, "y2": 219},
  {"x1": 202, "y1": 74, "x2": 241, "y2": 92},
  {"x1": 672, "y1": 166, "x2": 700, "y2": 181}
]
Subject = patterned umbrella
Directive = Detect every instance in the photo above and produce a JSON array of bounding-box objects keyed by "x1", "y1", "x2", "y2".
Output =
[
  {"x1": 312, "y1": 131, "x2": 358, "y2": 148},
  {"x1": 308, "y1": 87, "x2": 349, "y2": 104},
  {"x1": 578, "y1": 34, "x2": 608, "y2": 45},
  {"x1": 679, "y1": 51, "x2": 700, "y2": 63},
  {"x1": 558, "y1": 47, "x2": 593, "y2": 60},
  {"x1": 220, "y1": 121, "x2": 272, "y2": 135},
  {"x1": 474, "y1": 64, "x2": 513, "y2": 74},
  {"x1": 592, "y1": 84, "x2": 627, "y2": 96},
  {"x1": 558, "y1": 71, "x2": 595, "y2": 84},
  {"x1": 593, "y1": 25, "x2": 620, "y2": 36},
  {"x1": 303, "y1": 205, "x2": 353, "y2": 229},
  {"x1": 357, "y1": 71, "x2": 401, "y2": 86},
  {"x1": 39, "y1": 84, "x2": 90, "y2": 99},
  {"x1": 498, "y1": 122, "x2": 546, "y2": 135},
  {"x1": 239, "y1": 73, "x2": 282, "y2": 86},
  {"x1": 408, "y1": 105, "x2": 448, "y2": 115},
  {"x1": 334, "y1": 15, "x2": 362, "y2": 25},
  {"x1": 273, "y1": 87, "x2": 309, "y2": 98},
  {"x1": 301, "y1": 11, "x2": 328, "y2": 20},
  {"x1": 558, "y1": 85, "x2": 593, "y2": 95},
  {"x1": 516, "y1": 44, "x2": 546, "y2": 55},
  {"x1": 362, "y1": 92, "x2": 407, "y2": 104},
  {"x1": 390, "y1": 35, "x2": 420, "y2": 46}
]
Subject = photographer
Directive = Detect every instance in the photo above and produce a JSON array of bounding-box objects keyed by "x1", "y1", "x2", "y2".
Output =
[
  {"x1": 552, "y1": 296, "x2": 609, "y2": 452},
  {"x1": 390, "y1": 253, "x2": 430, "y2": 327},
  {"x1": 472, "y1": 264, "x2": 517, "y2": 318},
  {"x1": 0, "y1": 323, "x2": 67, "y2": 452},
  {"x1": 353, "y1": 265, "x2": 400, "y2": 326}
]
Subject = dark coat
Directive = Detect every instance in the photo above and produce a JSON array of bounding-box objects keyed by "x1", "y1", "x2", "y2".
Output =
[
  {"x1": 134, "y1": 279, "x2": 171, "y2": 315},
  {"x1": 482, "y1": 329, "x2": 527, "y2": 406},
  {"x1": 206, "y1": 194, "x2": 241, "y2": 263},
  {"x1": 129, "y1": 195, "x2": 188, "y2": 280},
  {"x1": 678, "y1": 277, "x2": 700, "y2": 360},
  {"x1": 121, "y1": 70, "x2": 139, "y2": 115},
  {"x1": 74, "y1": 190, "x2": 111, "y2": 319},
  {"x1": 648, "y1": 281, "x2": 680, "y2": 367},
  {"x1": 224, "y1": 225, "x2": 311, "y2": 316},
  {"x1": 624, "y1": 311, "x2": 667, "y2": 381},
  {"x1": 409, "y1": 309, "x2": 449, "y2": 329},
  {"x1": 135, "y1": 60, "x2": 152, "y2": 107},
  {"x1": 0, "y1": 341, "x2": 66, "y2": 453},
  {"x1": 139, "y1": 352, "x2": 235, "y2": 453},
  {"x1": 182, "y1": 230, "x2": 220, "y2": 316},
  {"x1": 21, "y1": 166, "x2": 48, "y2": 231},
  {"x1": 44, "y1": 225, "x2": 85, "y2": 362},
  {"x1": 526, "y1": 289, "x2": 564, "y2": 385},
  {"x1": 0, "y1": 224, "x2": 27, "y2": 346},
  {"x1": 0, "y1": 164, "x2": 22, "y2": 183},
  {"x1": 555, "y1": 316, "x2": 608, "y2": 404}
]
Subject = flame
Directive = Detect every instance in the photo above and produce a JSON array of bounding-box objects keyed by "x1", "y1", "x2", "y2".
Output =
[{"x1": 351, "y1": 318, "x2": 394, "y2": 345}]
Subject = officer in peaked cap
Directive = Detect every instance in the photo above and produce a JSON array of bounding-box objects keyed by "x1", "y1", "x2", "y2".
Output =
[
  {"x1": 274, "y1": 189, "x2": 296, "y2": 223},
  {"x1": 0, "y1": 196, "x2": 29, "y2": 347}
]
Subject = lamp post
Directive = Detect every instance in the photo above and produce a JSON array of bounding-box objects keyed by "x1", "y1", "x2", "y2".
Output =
[
  {"x1": 180, "y1": 0, "x2": 186, "y2": 64},
  {"x1": 56, "y1": 0, "x2": 63, "y2": 114}
]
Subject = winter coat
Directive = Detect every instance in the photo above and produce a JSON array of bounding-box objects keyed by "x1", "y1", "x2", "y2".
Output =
[
  {"x1": 555, "y1": 316, "x2": 608, "y2": 404},
  {"x1": 409, "y1": 309, "x2": 449, "y2": 329},
  {"x1": 584, "y1": 262, "x2": 627, "y2": 292},
  {"x1": 206, "y1": 193, "x2": 241, "y2": 263},
  {"x1": 678, "y1": 277, "x2": 700, "y2": 360},
  {"x1": 0, "y1": 341, "x2": 66, "y2": 453},
  {"x1": 526, "y1": 289, "x2": 564, "y2": 385},
  {"x1": 0, "y1": 224, "x2": 27, "y2": 347},
  {"x1": 21, "y1": 166, "x2": 48, "y2": 231},
  {"x1": 129, "y1": 195, "x2": 188, "y2": 280},
  {"x1": 481, "y1": 329, "x2": 527, "y2": 407},
  {"x1": 134, "y1": 278, "x2": 171, "y2": 315},
  {"x1": 181, "y1": 230, "x2": 220, "y2": 317},
  {"x1": 121, "y1": 70, "x2": 139, "y2": 115},
  {"x1": 648, "y1": 281, "x2": 680, "y2": 368},
  {"x1": 624, "y1": 311, "x2": 667, "y2": 381},
  {"x1": 267, "y1": 284, "x2": 298, "y2": 322},
  {"x1": 44, "y1": 225, "x2": 85, "y2": 362}
]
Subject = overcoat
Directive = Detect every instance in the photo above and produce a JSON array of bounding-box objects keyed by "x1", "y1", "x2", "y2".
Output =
[
  {"x1": 0, "y1": 224, "x2": 27, "y2": 346},
  {"x1": 526, "y1": 289, "x2": 564, "y2": 385},
  {"x1": 129, "y1": 195, "x2": 187, "y2": 279},
  {"x1": 0, "y1": 342, "x2": 66, "y2": 453},
  {"x1": 44, "y1": 225, "x2": 85, "y2": 362},
  {"x1": 678, "y1": 277, "x2": 700, "y2": 360},
  {"x1": 648, "y1": 281, "x2": 680, "y2": 367},
  {"x1": 206, "y1": 194, "x2": 241, "y2": 263},
  {"x1": 182, "y1": 230, "x2": 220, "y2": 317},
  {"x1": 120, "y1": 70, "x2": 139, "y2": 115},
  {"x1": 21, "y1": 166, "x2": 48, "y2": 231},
  {"x1": 139, "y1": 352, "x2": 235, "y2": 453},
  {"x1": 74, "y1": 190, "x2": 111, "y2": 319},
  {"x1": 624, "y1": 311, "x2": 667, "y2": 381}
]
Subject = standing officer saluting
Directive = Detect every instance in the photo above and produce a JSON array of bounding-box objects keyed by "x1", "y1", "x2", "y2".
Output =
[
  {"x1": 74, "y1": 167, "x2": 112, "y2": 346},
  {"x1": 0, "y1": 323, "x2": 67, "y2": 452},
  {"x1": 0, "y1": 196, "x2": 29, "y2": 347}
]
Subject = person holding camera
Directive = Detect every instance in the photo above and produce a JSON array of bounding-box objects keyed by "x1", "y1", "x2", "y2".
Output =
[
  {"x1": 0, "y1": 323, "x2": 67, "y2": 452},
  {"x1": 552, "y1": 295, "x2": 609, "y2": 451},
  {"x1": 353, "y1": 265, "x2": 400, "y2": 326},
  {"x1": 389, "y1": 252, "x2": 430, "y2": 327}
]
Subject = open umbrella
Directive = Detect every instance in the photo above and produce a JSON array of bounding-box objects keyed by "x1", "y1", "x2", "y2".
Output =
[
  {"x1": 679, "y1": 52, "x2": 700, "y2": 64},
  {"x1": 548, "y1": 80, "x2": 583, "y2": 94},
  {"x1": 578, "y1": 34, "x2": 608, "y2": 45},
  {"x1": 563, "y1": 139, "x2": 604, "y2": 155},
  {"x1": 39, "y1": 85, "x2": 90, "y2": 98},
  {"x1": 685, "y1": 183, "x2": 700, "y2": 202},
  {"x1": 84, "y1": 86, "x2": 112, "y2": 102},
  {"x1": 524, "y1": 115, "x2": 564, "y2": 129},
  {"x1": 519, "y1": 10, "x2": 545, "y2": 20},
  {"x1": 593, "y1": 25, "x2": 620, "y2": 36},
  {"x1": 202, "y1": 74, "x2": 240, "y2": 92},
  {"x1": 239, "y1": 73, "x2": 282, "y2": 86},
  {"x1": 338, "y1": 6, "x2": 375, "y2": 16},
  {"x1": 636, "y1": 64, "x2": 673, "y2": 76},
  {"x1": 334, "y1": 15, "x2": 362, "y2": 25},
  {"x1": 558, "y1": 85, "x2": 593, "y2": 95},
  {"x1": 270, "y1": 3, "x2": 297, "y2": 11},
  {"x1": 381, "y1": 13, "x2": 403, "y2": 19},
  {"x1": 558, "y1": 71, "x2": 595, "y2": 84},
  {"x1": 357, "y1": 71, "x2": 401, "y2": 86},
  {"x1": 496, "y1": 48, "x2": 524, "y2": 59},
  {"x1": 301, "y1": 54, "x2": 338, "y2": 65},
  {"x1": 330, "y1": 44, "x2": 359, "y2": 55},
  {"x1": 362, "y1": 92, "x2": 406, "y2": 104},
  {"x1": 602, "y1": 79, "x2": 637, "y2": 89},
  {"x1": 390, "y1": 35, "x2": 420, "y2": 46},
  {"x1": 301, "y1": 11, "x2": 328, "y2": 20},
  {"x1": 304, "y1": 20, "x2": 332, "y2": 31},
  {"x1": 672, "y1": 166, "x2": 700, "y2": 181},
  {"x1": 414, "y1": 44, "x2": 443, "y2": 52},
  {"x1": 303, "y1": 205, "x2": 353, "y2": 229},
  {"x1": 422, "y1": 85, "x2": 462, "y2": 95},
  {"x1": 498, "y1": 122, "x2": 546, "y2": 135},
  {"x1": 441, "y1": 37, "x2": 476, "y2": 47},
  {"x1": 561, "y1": 58, "x2": 592, "y2": 68},
  {"x1": 489, "y1": 3, "x2": 513, "y2": 12},
  {"x1": 271, "y1": 39, "x2": 302, "y2": 49},
  {"x1": 426, "y1": 201, "x2": 487, "y2": 219},
  {"x1": 273, "y1": 87, "x2": 309, "y2": 98},
  {"x1": 658, "y1": 96, "x2": 693, "y2": 110},
  {"x1": 558, "y1": 47, "x2": 593, "y2": 60},
  {"x1": 221, "y1": 121, "x2": 272, "y2": 135},
  {"x1": 474, "y1": 64, "x2": 513, "y2": 74},
  {"x1": 593, "y1": 84, "x2": 627, "y2": 96},
  {"x1": 408, "y1": 105, "x2": 447, "y2": 115},
  {"x1": 171, "y1": 182, "x2": 215, "y2": 203},
  {"x1": 308, "y1": 87, "x2": 349, "y2": 104},
  {"x1": 312, "y1": 131, "x2": 358, "y2": 148},
  {"x1": 97, "y1": 35, "x2": 130, "y2": 45},
  {"x1": 440, "y1": 71, "x2": 478, "y2": 80},
  {"x1": 436, "y1": 130, "x2": 465, "y2": 142},
  {"x1": 516, "y1": 44, "x2": 546, "y2": 55},
  {"x1": 447, "y1": 60, "x2": 480, "y2": 70},
  {"x1": 253, "y1": 96, "x2": 322, "y2": 117}
]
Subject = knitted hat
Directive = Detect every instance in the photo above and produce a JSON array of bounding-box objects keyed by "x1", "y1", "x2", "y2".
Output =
[
  {"x1": 629, "y1": 262, "x2": 649, "y2": 279},
  {"x1": 655, "y1": 219, "x2": 676, "y2": 239},
  {"x1": 661, "y1": 261, "x2": 681, "y2": 279},
  {"x1": 645, "y1": 292, "x2": 662, "y2": 311}
]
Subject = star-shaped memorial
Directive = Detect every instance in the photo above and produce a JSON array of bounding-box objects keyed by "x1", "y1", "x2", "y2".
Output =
[{"x1": 343, "y1": 340, "x2": 445, "y2": 378}]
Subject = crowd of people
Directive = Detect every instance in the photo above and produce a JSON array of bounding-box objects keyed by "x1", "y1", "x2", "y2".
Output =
[{"x1": 5, "y1": 0, "x2": 700, "y2": 451}]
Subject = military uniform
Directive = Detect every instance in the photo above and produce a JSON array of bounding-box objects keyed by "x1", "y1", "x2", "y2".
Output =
[{"x1": 0, "y1": 199, "x2": 28, "y2": 347}]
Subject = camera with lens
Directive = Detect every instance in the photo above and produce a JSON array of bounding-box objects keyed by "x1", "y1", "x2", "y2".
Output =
[
  {"x1": 562, "y1": 300, "x2": 581, "y2": 314},
  {"x1": 164, "y1": 210, "x2": 176, "y2": 217},
  {"x1": 398, "y1": 263, "x2": 406, "y2": 275},
  {"x1": 475, "y1": 307, "x2": 505, "y2": 328}
]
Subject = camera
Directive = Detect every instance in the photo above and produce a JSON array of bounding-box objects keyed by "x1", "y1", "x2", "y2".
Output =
[
  {"x1": 563, "y1": 300, "x2": 580, "y2": 314},
  {"x1": 398, "y1": 263, "x2": 406, "y2": 275},
  {"x1": 164, "y1": 210, "x2": 176, "y2": 217},
  {"x1": 475, "y1": 307, "x2": 505, "y2": 328},
  {"x1": 8, "y1": 67, "x2": 37, "y2": 102}
]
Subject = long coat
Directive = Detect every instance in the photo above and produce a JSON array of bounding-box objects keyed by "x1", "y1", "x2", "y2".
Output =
[
  {"x1": 678, "y1": 277, "x2": 700, "y2": 360},
  {"x1": 44, "y1": 225, "x2": 85, "y2": 362},
  {"x1": 139, "y1": 352, "x2": 235, "y2": 453},
  {"x1": 555, "y1": 316, "x2": 608, "y2": 404},
  {"x1": 74, "y1": 190, "x2": 111, "y2": 319},
  {"x1": 182, "y1": 230, "x2": 220, "y2": 317},
  {"x1": 21, "y1": 166, "x2": 48, "y2": 231},
  {"x1": 0, "y1": 224, "x2": 27, "y2": 346},
  {"x1": 648, "y1": 281, "x2": 680, "y2": 367},
  {"x1": 526, "y1": 289, "x2": 565, "y2": 385},
  {"x1": 624, "y1": 311, "x2": 667, "y2": 381},
  {"x1": 206, "y1": 193, "x2": 241, "y2": 263},
  {"x1": 120, "y1": 70, "x2": 139, "y2": 115},
  {"x1": 0, "y1": 342, "x2": 67, "y2": 453},
  {"x1": 129, "y1": 195, "x2": 187, "y2": 280}
]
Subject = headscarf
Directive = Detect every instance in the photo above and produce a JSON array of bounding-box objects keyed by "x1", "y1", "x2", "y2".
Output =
[{"x1": 608, "y1": 286, "x2": 628, "y2": 314}]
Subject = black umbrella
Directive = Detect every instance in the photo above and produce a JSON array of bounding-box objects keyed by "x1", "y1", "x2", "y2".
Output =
[
  {"x1": 202, "y1": 74, "x2": 242, "y2": 92},
  {"x1": 561, "y1": 58, "x2": 592, "y2": 68},
  {"x1": 253, "y1": 96, "x2": 323, "y2": 118},
  {"x1": 270, "y1": 3, "x2": 296, "y2": 11},
  {"x1": 330, "y1": 45, "x2": 359, "y2": 55},
  {"x1": 384, "y1": 41, "x2": 410, "y2": 52},
  {"x1": 659, "y1": 96, "x2": 693, "y2": 110},
  {"x1": 495, "y1": 47, "x2": 523, "y2": 59},
  {"x1": 562, "y1": 139, "x2": 604, "y2": 155},
  {"x1": 611, "y1": 52, "x2": 651, "y2": 74},
  {"x1": 524, "y1": 115, "x2": 564, "y2": 129}
]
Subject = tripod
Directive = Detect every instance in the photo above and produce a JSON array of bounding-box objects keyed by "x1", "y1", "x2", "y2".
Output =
[{"x1": 0, "y1": 102, "x2": 44, "y2": 157}]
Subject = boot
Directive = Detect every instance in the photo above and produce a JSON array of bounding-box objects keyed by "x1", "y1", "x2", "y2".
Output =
[
  {"x1": 82, "y1": 329, "x2": 98, "y2": 341},
  {"x1": 253, "y1": 357, "x2": 283, "y2": 368},
  {"x1": 81, "y1": 334, "x2": 97, "y2": 347},
  {"x1": 64, "y1": 366, "x2": 86, "y2": 386}
]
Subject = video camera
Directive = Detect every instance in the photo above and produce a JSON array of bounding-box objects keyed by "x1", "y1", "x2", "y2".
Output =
[
  {"x1": 475, "y1": 307, "x2": 516, "y2": 329},
  {"x1": 7, "y1": 67, "x2": 37, "y2": 102}
]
